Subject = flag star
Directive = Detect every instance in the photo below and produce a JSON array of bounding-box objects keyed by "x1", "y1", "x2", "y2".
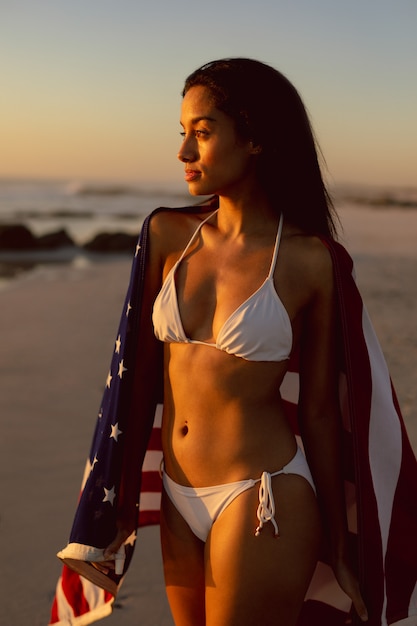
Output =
[
  {"x1": 126, "y1": 301, "x2": 132, "y2": 317},
  {"x1": 115, "y1": 334, "x2": 121, "y2": 354},
  {"x1": 103, "y1": 486, "x2": 116, "y2": 505},
  {"x1": 135, "y1": 243, "x2": 141, "y2": 257},
  {"x1": 98, "y1": 408, "x2": 103, "y2": 419},
  {"x1": 118, "y1": 359, "x2": 127, "y2": 379},
  {"x1": 90, "y1": 454, "x2": 99, "y2": 472},
  {"x1": 110, "y1": 422, "x2": 123, "y2": 442},
  {"x1": 124, "y1": 531, "x2": 137, "y2": 546},
  {"x1": 106, "y1": 371, "x2": 112, "y2": 388}
]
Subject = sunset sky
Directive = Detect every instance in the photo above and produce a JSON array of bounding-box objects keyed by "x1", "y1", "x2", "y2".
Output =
[{"x1": 2, "y1": 0, "x2": 416, "y2": 188}]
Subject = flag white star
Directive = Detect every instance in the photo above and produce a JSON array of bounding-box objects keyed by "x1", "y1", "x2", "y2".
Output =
[
  {"x1": 118, "y1": 359, "x2": 127, "y2": 379},
  {"x1": 115, "y1": 334, "x2": 121, "y2": 354},
  {"x1": 98, "y1": 408, "x2": 103, "y2": 419},
  {"x1": 126, "y1": 301, "x2": 132, "y2": 317},
  {"x1": 103, "y1": 486, "x2": 116, "y2": 505},
  {"x1": 110, "y1": 422, "x2": 123, "y2": 442},
  {"x1": 124, "y1": 531, "x2": 137, "y2": 546},
  {"x1": 135, "y1": 243, "x2": 141, "y2": 257},
  {"x1": 106, "y1": 371, "x2": 112, "y2": 388},
  {"x1": 90, "y1": 454, "x2": 99, "y2": 472}
]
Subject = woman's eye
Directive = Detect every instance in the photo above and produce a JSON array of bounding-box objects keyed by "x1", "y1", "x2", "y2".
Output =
[{"x1": 179, "y1": 129, "x2": 209, "y2": 139}]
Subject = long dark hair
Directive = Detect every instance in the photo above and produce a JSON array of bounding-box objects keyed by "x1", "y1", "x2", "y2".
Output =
[{"x1": 183, "y1": 58, "x2": 338, "y2": 238}]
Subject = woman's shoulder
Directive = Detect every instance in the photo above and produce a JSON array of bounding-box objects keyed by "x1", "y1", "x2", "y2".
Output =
[
  {"x1": 147, "y1": 204, "x2": 216, "y2": 256},
  {"x1": 284, "y1": 222, "x2": 333, "y2": 261},
  {"x1": 149, "y1": 204, "x2": 212, "y2": 228},
  {"x1": 283, "y1": 224, "x2": 335, "y2": 290}
]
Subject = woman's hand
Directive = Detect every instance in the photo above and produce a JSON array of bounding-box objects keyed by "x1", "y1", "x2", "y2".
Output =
[
  {"x1": 91, "y1": 526, "x2": 133, "y2": 576},
  {"x1": 333, "y1": 557, "x2": 369, "y2": 622}
]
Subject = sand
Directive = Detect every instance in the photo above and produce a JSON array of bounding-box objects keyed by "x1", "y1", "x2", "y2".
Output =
[{"x1": 0, "y1": 203, "x2": 416, "y2": 625}]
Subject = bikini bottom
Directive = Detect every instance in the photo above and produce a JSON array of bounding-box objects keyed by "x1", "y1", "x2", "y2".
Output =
[{"x1": 162, "y1": 446, "x2": 316, "y2": 542}]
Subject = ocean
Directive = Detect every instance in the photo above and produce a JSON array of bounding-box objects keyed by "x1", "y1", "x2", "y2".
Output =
[
  {"x1": 0, "y1": 178, "x2": 194, "y2": 245},
  {"x1": 0, "y1": 177, "x2": 416, "y2": 284},
  {"x1": 0, "y1": 178, "x2": 195, "y2": 284}
]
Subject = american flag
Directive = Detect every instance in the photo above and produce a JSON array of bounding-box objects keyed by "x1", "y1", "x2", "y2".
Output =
[
  {"x1": 50, "y1": 207, "x2": 417, "y2": 626},
  {"x1": 50, "y1": 210, "x2": 163, "y2": 625}
]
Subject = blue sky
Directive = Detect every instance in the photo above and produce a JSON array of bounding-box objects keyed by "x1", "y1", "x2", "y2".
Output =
[{"x1": 1, "y1": 0, "x2": 416, "y2": 186}]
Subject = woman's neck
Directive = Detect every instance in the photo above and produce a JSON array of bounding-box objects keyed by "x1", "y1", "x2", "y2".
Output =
[{"x1": 216, "y1": 190, "x2": 279, "y2": 239}]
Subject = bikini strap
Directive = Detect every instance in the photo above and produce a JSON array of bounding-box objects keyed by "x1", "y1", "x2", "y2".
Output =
[
  {"x1": 267, "y1": 213, "x2": 284, "y2": 279},
  {"x1": 175, "y1": 209, "x2": 219, "y2": 265},
  {"x1": 255, "y1": 471, "x2": 280, "y2": 537}
]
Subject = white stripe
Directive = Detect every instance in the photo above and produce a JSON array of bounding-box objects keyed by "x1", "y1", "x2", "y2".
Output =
[
  {"x1": 51, "y1": 576, "x2": 113, "y2": 625},
  {"x1": 305, "y1": 561, "x2": 352, "y2": 612},
  {"x1": 153, "y1": 403, "x2": 163, "y2": 428},
  {"x1": 80, "y1": 459, "x2": 92, "y2": 491},
  {"x1": 295, "y1": 434, "x2": 303, "y2": 450},
  {"x1": 408, "y1": 580, "x2": 417, "y2": 615},
  {"x1": 81, "y1": 578, "x2": 105, "y2": 612},
  {"x1": 140, "y1": 491, "x2": 161, "y2": 511},
  {"x1": 57, "y1": 543, "x2": 104, "y2": 561},
  {"x1": 53, "y1": 576, "x2": 75, "y2": 624},
  {"x1": 65, "y1": 603, "x2": 113, "y2": 626},
  {"x1": 391, "y1": 617, "x2": 417, "y2": 626},
  {"x1": 280, "y1": 371, "x2": 299, "y2": 404},
  {"x1": 364, "y1": 306, "x2": 402, "y2": 625},
  {"x1": 142, "y1": 449, "x2": 163, "y2": 472}
]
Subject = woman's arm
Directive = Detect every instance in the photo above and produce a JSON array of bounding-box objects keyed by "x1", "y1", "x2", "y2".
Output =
[{"x1": 298, "y1": 239, "x2": 368, "y2": 622}]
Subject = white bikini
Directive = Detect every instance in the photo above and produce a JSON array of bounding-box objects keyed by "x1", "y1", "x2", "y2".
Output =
[
  {"x1": 152, "y1": 211, "x2": 315, "y2": 541},
  {"x1": 152, "y1": 210, "x2": 292, "y2": 361}
]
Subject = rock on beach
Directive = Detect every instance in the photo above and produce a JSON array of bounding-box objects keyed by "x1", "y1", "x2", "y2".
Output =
[{"x1": 0, "y1": 224, "x2": 138, "y2": 253}]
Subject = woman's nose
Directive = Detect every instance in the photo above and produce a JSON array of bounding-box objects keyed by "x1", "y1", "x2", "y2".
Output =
[{"x1": 177, "y1": 135, "x2": 197, "y2": 163}]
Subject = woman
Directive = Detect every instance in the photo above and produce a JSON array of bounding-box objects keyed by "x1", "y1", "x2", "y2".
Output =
[{"x1": 92, "y1": 58, "x2": 369, "y2": 624}]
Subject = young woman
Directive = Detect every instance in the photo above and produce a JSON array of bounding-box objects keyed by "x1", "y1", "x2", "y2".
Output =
[
  {"x1": 57, "y1": 58, "x2": 417, "y2": 626},
  {"x1": 92, "y1": 58, "x2": 368, "y2": 625}
]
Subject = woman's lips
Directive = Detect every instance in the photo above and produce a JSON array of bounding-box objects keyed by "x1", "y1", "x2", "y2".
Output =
[{"x1": 184, "y1": 169, "x2": 201, "y2": 182}]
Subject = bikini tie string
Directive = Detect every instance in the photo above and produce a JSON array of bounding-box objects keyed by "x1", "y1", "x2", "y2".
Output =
[{"x1": 255, "y1": 471, "x2": 279, "y2": 537}]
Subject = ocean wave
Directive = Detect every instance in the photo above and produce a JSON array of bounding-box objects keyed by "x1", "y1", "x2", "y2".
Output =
[
  {"x1": 14, "y1": 209, "x2": 95, "y2": 220},
  {"x1": 334, "y1": 184, "x2": 417, "y2": 209},
  {"x1": 65, "y1": 180, "x2": 191, "y2": 200}
]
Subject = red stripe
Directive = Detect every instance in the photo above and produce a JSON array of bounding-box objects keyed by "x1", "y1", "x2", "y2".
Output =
[
  {"x1": 297, "y1": 599, "x2": 350, "y2": 625},
  {"x1": 288, "y1": 350, "x2": 300, "y2": 372},
  {"x1": 148, "y1": 427, "x2": 162, "y2": 450},
  {"x1": 342, "y1": 431, "x2": 355, "y2": 483},
  {"x1": 282, "y1": 399, "x2": 299, "y2": 435},
  {"x1": 141, "y1": 470, "x2": 163, "y2": 492},
  {"x1": 61, "y1": 565, "x2": 90, "y2": 617},
  {"x1": 104, "y1": 590, "x2": 113, "y2": 604},
  {"x1": 139, "y1": 509, "x2": 160, "y2": 526}
]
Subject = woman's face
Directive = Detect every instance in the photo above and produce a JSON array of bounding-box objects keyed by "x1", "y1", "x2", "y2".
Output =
[{"x1": 178, "y1": 86, "x2": 257, "y2": 197}]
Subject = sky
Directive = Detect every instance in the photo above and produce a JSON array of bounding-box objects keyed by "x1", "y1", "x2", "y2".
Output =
[{"x1": 1, "y1": 0, "x2": 416, "y2": 188}]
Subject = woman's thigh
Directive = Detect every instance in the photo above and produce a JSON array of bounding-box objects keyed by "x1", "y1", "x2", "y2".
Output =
[
  {"x1": 160, "y1": 489, "x2": 206, "y2": 625},
  {"x1": 204, "y1": 474, "x2": 321, "y2": 626}
]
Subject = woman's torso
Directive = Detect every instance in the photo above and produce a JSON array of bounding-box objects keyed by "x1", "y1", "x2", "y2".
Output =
[{"x1": 151, "y1": 208, "x2": 316, "y2": 487}]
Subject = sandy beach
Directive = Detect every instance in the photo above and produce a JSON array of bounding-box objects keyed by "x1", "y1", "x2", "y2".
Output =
[{"x1": 1, "y1": 203, "x2": 416, "y2": 625}]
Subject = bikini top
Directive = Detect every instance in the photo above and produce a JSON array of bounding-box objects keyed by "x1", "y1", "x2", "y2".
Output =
[{"x1": 152, "y1": 211, "x2": 293, "y2": 362}]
